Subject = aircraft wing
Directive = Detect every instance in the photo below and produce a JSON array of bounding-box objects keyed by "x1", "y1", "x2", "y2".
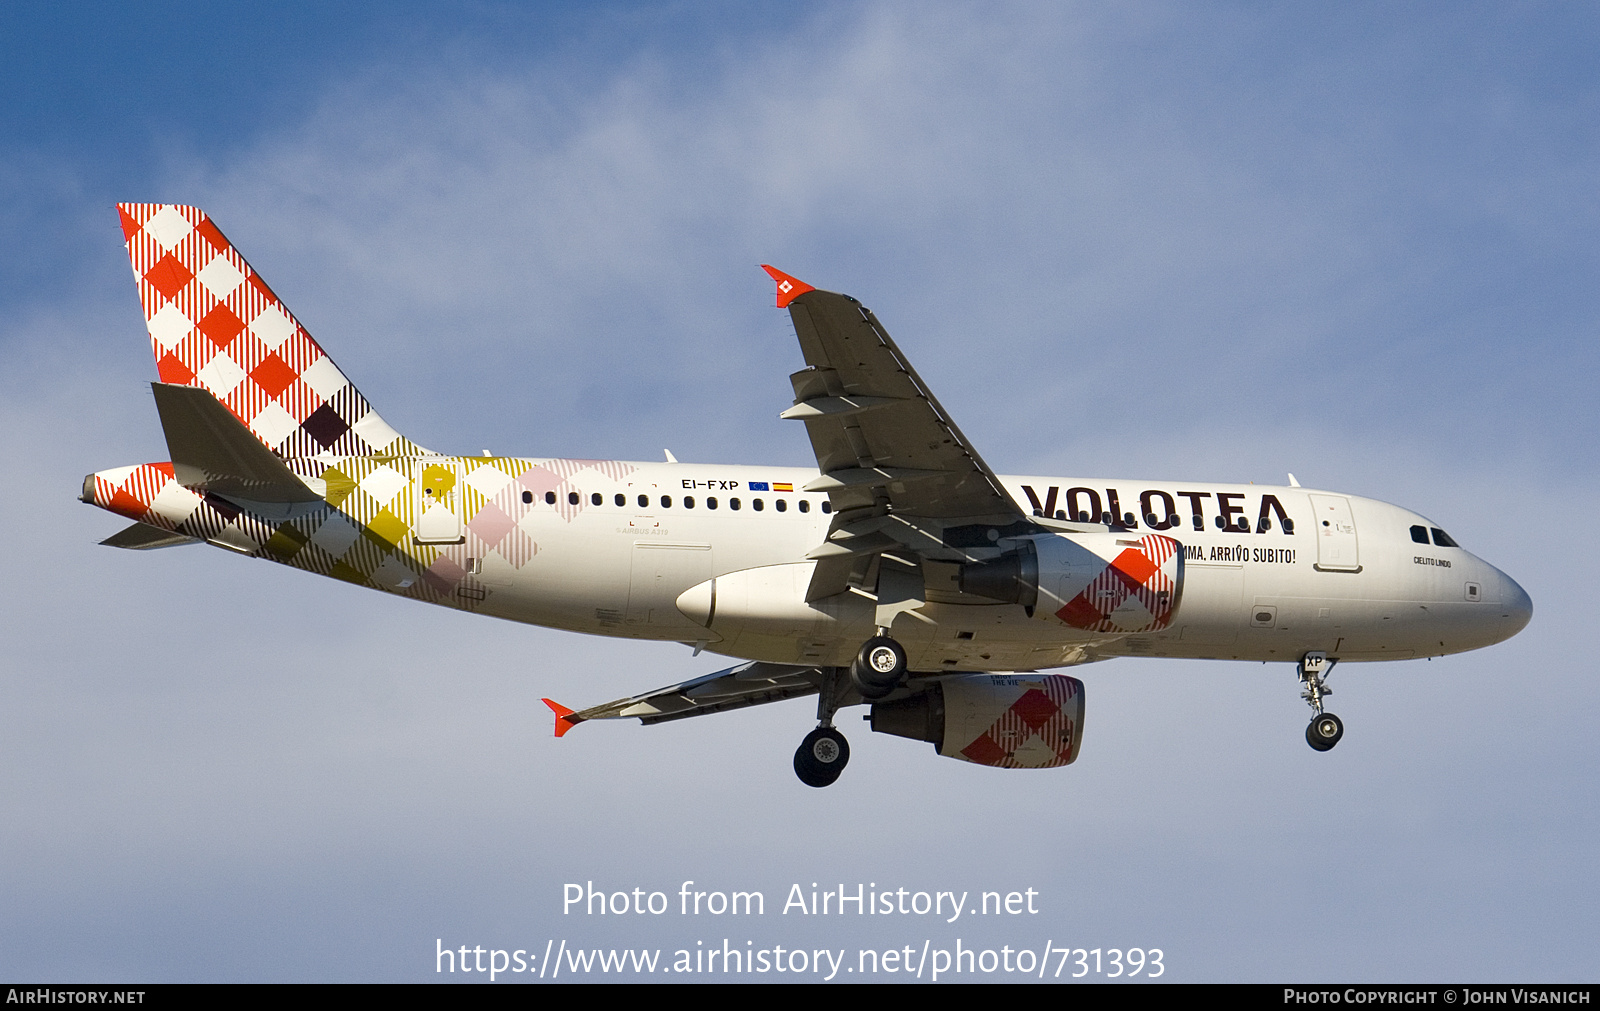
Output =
[
  {"x1": 766, "y1": 266, "x2": 1024, "y2": 527},
  {"x1": 543, "y1": 661, "x2": 827, "y2": 734},
  {"x1": 764, "y1": 267, "x2": 1043, "y2": 601}
]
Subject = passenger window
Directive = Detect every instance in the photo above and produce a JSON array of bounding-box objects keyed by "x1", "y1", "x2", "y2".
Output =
[
  {"x1": 730, "y1": 498, "x2": 741, "y2": 511},
  {"x1": 568, "y1": 492, "x2": 580, "y2": 505},
  {"x1": 1410, "y1": 525, "x2": 1429, "y2": 544},
  {"x1": 522, "y1": 491, "x2": 533, "y2": 504},
  {"x1": 614, "y1": 493, "x2": 625, "y2": 507},
  {"x1": 591, "y1": 492, "x2": 602, "y2": 506},
  {"x1": 1431, "y1": 528, "x2": 1458, "y2": 548},
  {"x1": 545, "y1": 491, "x2": 556, "y2": 505},
  {"x1": 661, "y1": 495, "x2": 672, "y2": 508},
  {"x1": 684, "y1": 496, "x2": 695, "y2": 509},
  {"x1": 799, "y1": 500, "x2": 810, "y2": 513},
  {"x1": 638, "y1": 494, "x2": 648, "y2": 508},
  {"x1": 753, "y1": 498, "x2": 764, "y2": 511},
  {"x1": 775, "y1": 499, "x2": 787, "y2": 513},
  {"x1": 821, "y1": 501, "x2": 832, "y2": 514},
  {"x1": 707, "y1": 497, "x2": 718, "y2": 510}
]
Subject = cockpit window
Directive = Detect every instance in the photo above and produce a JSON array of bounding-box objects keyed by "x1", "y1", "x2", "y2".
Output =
[
  {"x1": 1410, "y1": 525, "x2": 1430, "y2": 544},
  {"x1": 1431, "y1": 528, "x2": 1458, "y2": 548}
]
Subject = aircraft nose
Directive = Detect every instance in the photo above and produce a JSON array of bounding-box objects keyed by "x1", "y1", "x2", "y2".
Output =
[{"x1": 1496, "y1": 570, "x2": 1533, "y2": 640}]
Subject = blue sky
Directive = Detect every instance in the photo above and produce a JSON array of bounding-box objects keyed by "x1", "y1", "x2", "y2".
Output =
[{"x1": 2, "y1": 2, "x2": 1596, "y2": 982}]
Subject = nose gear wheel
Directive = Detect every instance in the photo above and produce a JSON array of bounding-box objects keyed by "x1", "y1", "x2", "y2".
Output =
[
  {"x1": 1306, "y1": 712, "x2": 1344, "y2": 751},
  {"x1": 1297, "y1": 651, "x2": 1344, "y2": 752}
]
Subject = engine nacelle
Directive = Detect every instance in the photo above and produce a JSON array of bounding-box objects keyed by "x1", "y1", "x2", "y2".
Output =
[
  {"x1": 958, "y1": 532, "x2": 1183, "y2": 633},
  {"x1": 869, "y1": 673, "x2": 1085, "y2": 768}
]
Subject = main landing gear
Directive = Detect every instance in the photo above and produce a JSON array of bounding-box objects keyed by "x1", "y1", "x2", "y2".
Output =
[
  {"x1": 793, "y1": 632, "x2": 909, "y2": 787},
  {"x1": 794, "y1": 726, "x2": 850, "y2": 788},
  {"x1": 1298, "y1": 651, "x2": 1344, "y2": 751},
  {"x1": 849, "y1": 634, "x2": 907, "y2": 700}
]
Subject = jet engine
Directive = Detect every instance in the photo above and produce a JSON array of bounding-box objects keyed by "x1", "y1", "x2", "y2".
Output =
[
  {"x1": 868, "y1": 673, "x2": 1085, "y2": 768},
  {"x1": 958, "y1": 532, "x2": 1184, "y2": 633}
]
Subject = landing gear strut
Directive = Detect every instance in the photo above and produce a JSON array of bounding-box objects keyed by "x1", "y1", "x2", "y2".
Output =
[
  {"x1": 1298, "y1": 651, "x2": 1344, "y2": 752},
  {"x1": 794, "y1": 666, "x2": 854, "y2": 788},
  {"x1": 793, "y1": 634, "x2": 910, "y2": 786}
]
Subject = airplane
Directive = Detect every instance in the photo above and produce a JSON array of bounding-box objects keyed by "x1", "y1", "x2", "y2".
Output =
[{"x1": 84, "y1": 203, "x2": 1533, "y2": 787}]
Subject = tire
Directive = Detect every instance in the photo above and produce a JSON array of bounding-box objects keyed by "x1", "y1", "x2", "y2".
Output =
[
  {"x1": 793, "y1": 727, "x2": 850, "y2": 787},
  {"x1": 1306, "y1": 712, "x2": 1344, "y2": 751},
  {"x1": 849, "y1": 636, "x2": 907, "y2": 700}
]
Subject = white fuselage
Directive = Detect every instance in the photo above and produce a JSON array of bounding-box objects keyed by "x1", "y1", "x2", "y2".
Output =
[{"x1": 461, "y1": 461, "x2": 1531, "y2": 673}]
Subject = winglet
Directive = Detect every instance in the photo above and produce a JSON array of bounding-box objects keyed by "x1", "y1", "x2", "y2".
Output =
[
  {"x1": 761, "y1": 265, "x2": 815, "y2": 308},
  {"x1": 542, "y1": 698, "x2": 582, "y2": 738}
]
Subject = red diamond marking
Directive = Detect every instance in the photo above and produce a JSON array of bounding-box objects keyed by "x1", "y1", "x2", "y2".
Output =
[
  {"x1": 249, "y1": 352, "x2": 298, "y2": 399},
  {"x1": 195, "y1": 217, "x2": 229, "y2": 253},
  {"x1": 1010, "y1": 688, "x2": 1060, "y2": 731},
  {"x1": 144, "y1": 253, "x2": 193, "y2": 302},
  {"x1": 1058, "y1": 595, "x2": 1106, "y2": 629},
  {"x1": 198, "y1": 304, "x2": 246, "y2": 348},
  {"x1": 1109, "y1": 547, "x2": 1157, "y2": 588},
  {"x1": 155, "y1": 351, "x2": 196, "y2": 385},
  {"x1": 960, "y1": 733, "x2": 1010, "y2": 766},
  {"x1": 108, "y1": 488, "x2": 147, "y2": 519},
  {"x1": 119, "y1": 206, "x2": 141, "y2": 242}
]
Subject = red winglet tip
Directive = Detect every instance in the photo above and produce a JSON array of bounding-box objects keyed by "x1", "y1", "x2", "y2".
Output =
[
  {"x1": 542, "y1": 698, "x2": 580, "y2": 738},
  {"x1": 760, "y1": 264, "x2": 814, "y2": 308}
]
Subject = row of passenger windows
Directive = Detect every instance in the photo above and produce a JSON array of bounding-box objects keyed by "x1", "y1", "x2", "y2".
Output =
[
  {"x1": 518, "y1": 489, "x2": 831, "y2": 514},
  {"x1": 1410, "y1": 524, "x2": 1459, "y2": 547}
]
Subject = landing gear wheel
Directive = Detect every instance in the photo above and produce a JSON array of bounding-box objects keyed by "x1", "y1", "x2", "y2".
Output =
[
  {"x1": 793, "y1": 727, "x2": 850, "y2": 788},
  {"x1": 849, "y1": 636, "x2": 907, "y2": 700},
  {"x1": 1306, "y1": 712, "x2": 1344, "y2": 752}
]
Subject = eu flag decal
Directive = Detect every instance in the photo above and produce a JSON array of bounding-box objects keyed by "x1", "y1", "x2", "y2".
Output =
[{"x1": 748, "y1": 481, "x2": 770, "y2": 491}]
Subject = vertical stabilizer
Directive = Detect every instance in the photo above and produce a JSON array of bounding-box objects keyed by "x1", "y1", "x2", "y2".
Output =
[{"x1": 117, "y1": 203, "x2": 423, "y2": 458}]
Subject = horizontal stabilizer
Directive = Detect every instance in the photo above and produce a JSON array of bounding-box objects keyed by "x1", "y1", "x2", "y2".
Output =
[
  {"x1": 152, "y1": 383, "x2": 323, "y2": 505},
  {"x1": 100, "y1": 521, "x2": 201, "y2": 550},
  {"x1": 558, "y1": 661, "x2": 825, "y2": 727}
]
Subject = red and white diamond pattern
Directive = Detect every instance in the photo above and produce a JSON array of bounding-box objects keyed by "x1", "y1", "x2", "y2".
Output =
[
  {"x1": 957, "y1": 675, "x2": 1082, "y2": 769},
  {"x1": 118, "y1": 203, "x2": 414, "y2": 459},
  {"x1": 1055, "y1": 533, "x2": 1181, "y2": 634}
]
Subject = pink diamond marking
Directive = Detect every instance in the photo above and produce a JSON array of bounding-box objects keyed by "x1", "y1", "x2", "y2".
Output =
[{"x1": 467, "y1": 502, "x2": 516, "y2": 549}]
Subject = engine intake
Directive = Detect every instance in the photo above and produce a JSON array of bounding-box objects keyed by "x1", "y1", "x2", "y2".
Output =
[{"x1": 957, "y1": 532, "x2": 1184, "y2": 633}]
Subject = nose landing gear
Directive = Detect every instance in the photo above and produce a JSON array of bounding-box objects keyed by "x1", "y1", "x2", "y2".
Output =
[
  {"x1": 1306, "y1": 712, "x2": 1344, "y2": 751},
  {"x1": 1298, "y1": 651, "x2": 1343, "y2": 752}
]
